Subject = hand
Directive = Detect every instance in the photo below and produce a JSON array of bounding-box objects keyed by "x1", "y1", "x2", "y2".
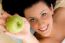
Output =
[
  {"x1": 0, "y1": 12, "x2": 31, "y2": 39},
  {"x1": 0, "y1": 11, "x2": 10, "y2": 33},
  {"x1": 5, "y1": 17, "x2": 31, "y2": 39}
]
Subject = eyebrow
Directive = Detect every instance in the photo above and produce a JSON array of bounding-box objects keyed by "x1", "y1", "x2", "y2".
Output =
[
  {"x1": 29, "y1": 17, "x2": 35, "y2": 19},
  {"x1": 40, "y1": 10, "x2": 45, "y2": 14}
]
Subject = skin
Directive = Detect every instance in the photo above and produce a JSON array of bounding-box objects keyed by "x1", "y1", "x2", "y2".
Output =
[
  {"x1": 0, "y1": 12, "x2": 16, "y2": 43},
  {"x1": 0, "y1": 11, "x2": 39, "y2": 43},
  {"x1": 24, "y1": 1, "x2": 53, "y2": 39},
  {"x1": 0, "y1": 33, "x2": 17, "y2": 43},
  {"x1": 53, "y1": 7, "x2": 65, "y2": 37},
  {"x1": 24, "y1": 1, "x2": 65, "y2": 43},
  {"x1": 0, "y1": 1, "x2": 65, "y2": 43},
  {"x1": 24, "y1": 1, "x2": 53, "y2": 37},
  {"x1": 38, "y1": 7, "x2": 65, "y2": 43}
]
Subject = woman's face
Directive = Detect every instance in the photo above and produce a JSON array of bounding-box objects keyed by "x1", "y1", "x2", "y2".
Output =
[{"x1": 24, "y1": 2, "x2": 53, "y2": 37}]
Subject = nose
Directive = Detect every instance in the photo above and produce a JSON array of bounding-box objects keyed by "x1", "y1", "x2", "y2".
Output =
[{"x1": 38, "y1": 19, "x2": 45, "y2": 29}]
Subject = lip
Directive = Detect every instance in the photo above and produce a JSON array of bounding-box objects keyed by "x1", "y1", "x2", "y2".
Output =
[{"x1": 38, "y1": 24, "x2": 49, "y2": 32}]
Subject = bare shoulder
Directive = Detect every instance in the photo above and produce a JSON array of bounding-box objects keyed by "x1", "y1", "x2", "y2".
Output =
[
  {"x1": 40, "y1": 38, "x2": 60, "y2": 43},
  {"x1": 54, "y1": 7, "x2": 65, "y2": 13},
  {"x1": 53, "y1": 7, "x2": 65, "y2": 23}
]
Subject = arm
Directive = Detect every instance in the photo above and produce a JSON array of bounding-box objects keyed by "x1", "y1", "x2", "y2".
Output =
[
  {"x1": 0, "y1": 11, "x2": 39, "y2": 43},
  {"x1": 53, "y1": 7, "x2": 65, "y2": 23},
  {"x1": 22, "y1": 33, "x2": 39, "y2": 43},
  {"x1": 53, "y1": 7, "x2": 65, "y2": 37}
]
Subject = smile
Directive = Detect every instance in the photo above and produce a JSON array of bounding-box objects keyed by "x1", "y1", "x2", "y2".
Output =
[{"x1": 38, "y1": 24, "x2": 49, "y2": 32}]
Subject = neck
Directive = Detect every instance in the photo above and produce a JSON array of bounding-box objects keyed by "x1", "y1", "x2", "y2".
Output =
[
  {"x1": 34, "y1": 24, "x2": 65, "y2": 43},
  {"x1": 39, "y1": 37, "x2": 63, "y2": 43},
  {"x1": 48, "y1": 23, "x2": 65, "y2": 43},
  {"x1": 34, "y1": 23, "x2": 65, "y2": 43},
  {"x1": 34, "y1": 32, "x2": 64, "y2": 43}
]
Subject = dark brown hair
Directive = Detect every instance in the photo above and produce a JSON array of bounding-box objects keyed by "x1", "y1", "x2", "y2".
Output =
[{"x1": 2, "y1": 0, "x2": 56, "y2": 16}]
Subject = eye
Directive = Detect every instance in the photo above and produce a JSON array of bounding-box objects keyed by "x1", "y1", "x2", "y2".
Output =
[
  {"x1": 29, "y1": 18, "x2": 37, "y2": 23},
  {"x1": 41, "y1": 13, "x2": 47, "y2": 16},
  {"x1": 41, "y1": 13, "x2": 48, "y2": 18}
]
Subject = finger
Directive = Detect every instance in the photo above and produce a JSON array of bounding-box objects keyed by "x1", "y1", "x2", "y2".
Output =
[
  {"x1": 0, "y1": 18, "x2": 6, "y2": 25},
  {"x1": 5, "y1": 32, "x2": 23, "y2": 39},
  {"x1": 22, "y1": 17, "x2": 30, "y2": 28},
  {"x1": 0, "y1": 12, "x2": 11, "y2": 20},
  {"x1": 0, "y1": 25, "x2": 6, "y2": 33},
  {"x1": 23, "y1": 17, "x2": 30, "y2": 30},
  {"x1": 18, "y1": 17, "x2": 30, "y2": 34}
]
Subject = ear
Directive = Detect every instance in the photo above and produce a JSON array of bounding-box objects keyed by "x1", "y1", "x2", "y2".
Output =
[
  {"x1": 51, "y1": 4, "x2": 54, "y2": 11},
  {"x1": 50, "y1": 4, "x2": 54, "y2": 15}
]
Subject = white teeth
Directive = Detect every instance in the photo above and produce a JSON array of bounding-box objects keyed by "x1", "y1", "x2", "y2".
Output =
[{"x1": 39, "y1": 26, "x2": 47, "y2": 31}]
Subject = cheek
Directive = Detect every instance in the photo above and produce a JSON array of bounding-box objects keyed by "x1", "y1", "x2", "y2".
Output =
[
  {"x1": 31, "y1": 23, "x2": 39, "y2": 30},
  {"x1": 46, "y1": 16, "x2": 52, "y2": 23},
  {"x1": 46, "y1": 16, "x2": 53, "y2": 25},
  {"x1": 48, "y1": 17, "x2": 53, "y2": 27}
]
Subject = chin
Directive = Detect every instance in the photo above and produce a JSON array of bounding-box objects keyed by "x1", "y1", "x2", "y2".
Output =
[
  {"x1": 38, "y1": 25, "x2": 52, "y2": 38},
  {"x1": 42, "y1": 32, "x2": 51, "y2": 37}
]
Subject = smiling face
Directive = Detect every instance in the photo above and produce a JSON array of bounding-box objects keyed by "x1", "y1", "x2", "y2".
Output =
[{"x1": 24, "y1": 1, "x2": 53, "y2": 37}]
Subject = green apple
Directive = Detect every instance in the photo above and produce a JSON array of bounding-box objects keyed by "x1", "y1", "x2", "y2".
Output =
[{"x1": 6, "y1": 15, "x2": 24, "y2": 33}]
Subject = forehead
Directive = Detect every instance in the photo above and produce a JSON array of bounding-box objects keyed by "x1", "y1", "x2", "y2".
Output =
[{"x1": 24, "y1": 2, "x2": 50, "y2": 18}]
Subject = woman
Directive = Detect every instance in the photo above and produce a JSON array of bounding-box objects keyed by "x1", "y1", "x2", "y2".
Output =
[{"x1": 1, "y1": 0, "x2": 65, "y2": 43}]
